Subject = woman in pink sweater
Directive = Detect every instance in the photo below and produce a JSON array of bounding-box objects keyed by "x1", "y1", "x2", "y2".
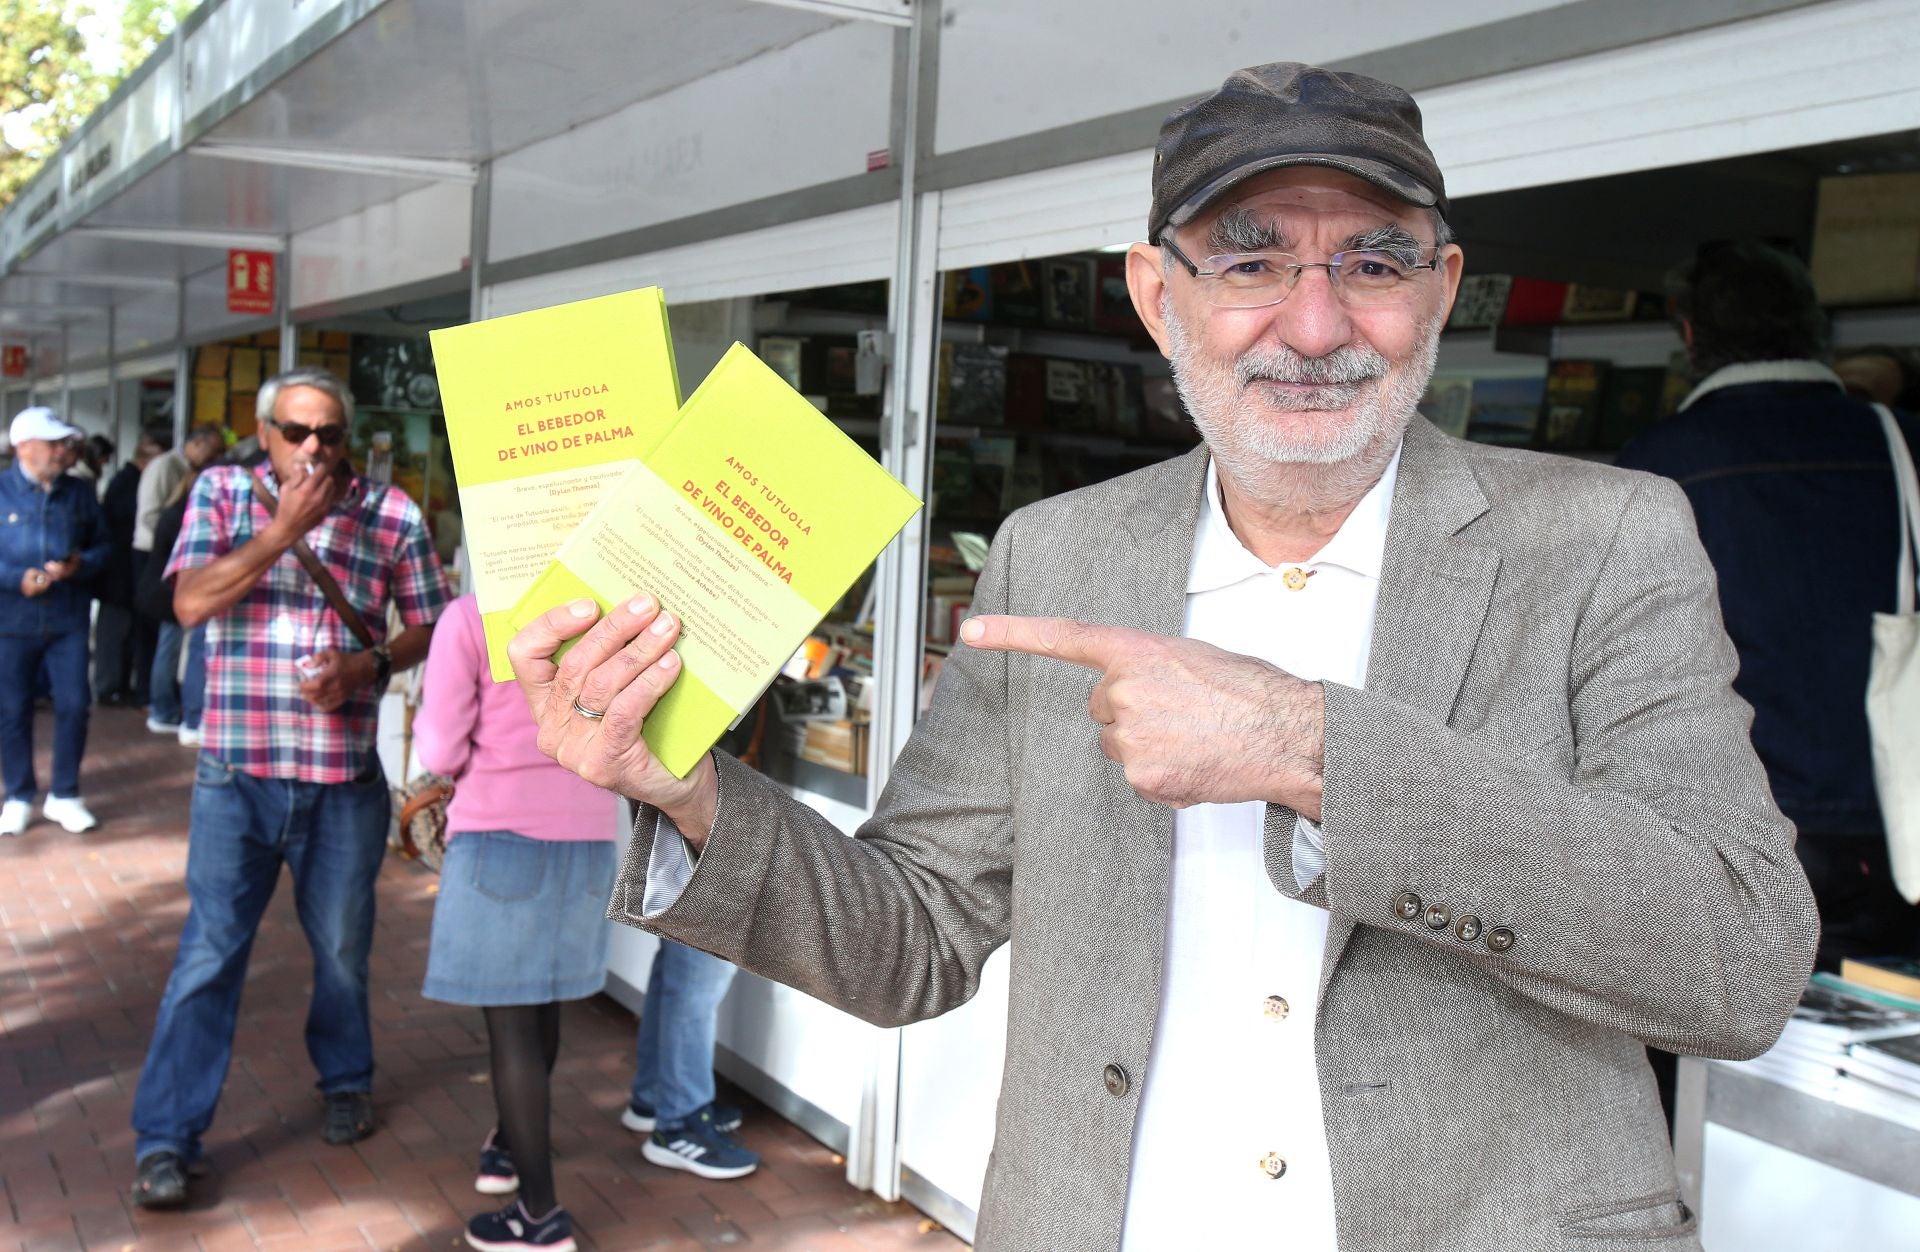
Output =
[{"x1": 415, "y1": 593, "x2": 617, "y2": 1252}]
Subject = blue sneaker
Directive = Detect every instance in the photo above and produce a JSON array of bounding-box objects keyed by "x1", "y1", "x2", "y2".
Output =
[
  {"x1": 642, "y1": 1106, "x2": 759, "y2": 1180},
  {"x1": 475, "y1": 1128, "x2": 518, "y2": 1195},
  {"x1": 621, "y1": 1097, "x2": 742, "y2": 1134},
  {"x1": 465, "y1": 1200, "x2": 575, "y2": 1251}
]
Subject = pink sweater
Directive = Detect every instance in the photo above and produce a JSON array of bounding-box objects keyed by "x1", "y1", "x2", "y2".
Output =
[{"x1": 414, "y1": 595, "x2": 618, "y2": 842}]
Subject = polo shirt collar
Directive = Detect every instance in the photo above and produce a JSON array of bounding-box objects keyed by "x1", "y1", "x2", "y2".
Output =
[{"x1": 1187, "y1": 440, "x2": 1402, "y2": 595}]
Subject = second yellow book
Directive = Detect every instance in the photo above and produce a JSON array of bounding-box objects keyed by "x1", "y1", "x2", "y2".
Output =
[{"x1": 508, "y1": 342, "x2": 922, "y2": 777}]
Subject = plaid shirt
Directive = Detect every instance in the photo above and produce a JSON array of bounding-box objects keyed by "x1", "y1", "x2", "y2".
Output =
[{"x1": 167, "y1": 463, "x2": 451, "y2": 783}]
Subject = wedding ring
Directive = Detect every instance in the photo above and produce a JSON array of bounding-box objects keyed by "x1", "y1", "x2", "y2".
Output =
[{"x1": 571, "y1": 698, "x2": 606, "y2": 721}]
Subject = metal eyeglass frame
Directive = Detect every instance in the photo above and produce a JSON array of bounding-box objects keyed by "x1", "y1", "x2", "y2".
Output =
[{"x1": 1158, "y1": 235, "x2": 1442, "y2": 308}]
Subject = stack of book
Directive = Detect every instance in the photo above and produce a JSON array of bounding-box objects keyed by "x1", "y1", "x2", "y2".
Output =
[{"x1": 1727, "y1": 963, "x2": 1920, "y2": 1126}]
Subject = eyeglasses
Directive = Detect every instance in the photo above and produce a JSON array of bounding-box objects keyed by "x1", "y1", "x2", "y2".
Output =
[
  {"x1": 1160, "y1": 236, "x2": 1442, "y2": 309},
  {"x1": 268, "y1": 418, "x2": 349, "y2": 447}
]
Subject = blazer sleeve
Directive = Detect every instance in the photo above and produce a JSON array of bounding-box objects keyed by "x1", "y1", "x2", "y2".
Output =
[
  {"x1": 609, "y1": 519, "x2": 1019, "y2": 1030},
  {"x1": 1316, "y1": 473, "x2": 1818, "y2": 1059}
]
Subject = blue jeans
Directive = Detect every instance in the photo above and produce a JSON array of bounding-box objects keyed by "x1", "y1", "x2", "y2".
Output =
[
  {"x1": 131, "y1": 752, "x2": 390, "y2": 1164},
  {"x1": 630, "y1": 939, "x2": 738, "y2": 1128},
  {"x1": 149, "y1": 621, "x2": 206, "y2": 729},
  {"x1": 0, "y1": 629, "x2": 90, "y2": 801}
]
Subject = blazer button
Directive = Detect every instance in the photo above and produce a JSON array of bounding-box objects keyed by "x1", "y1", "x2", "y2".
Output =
[
  {"x1": 1103, "y1": 1063, "x2": 1131, "y2": 1098},
  {"x1": 1393, "y1": 891, "x2": 1422, "y2": 921},
  {"x1": 1454, "y1": 915, "x2": 1483, "y2": 943},
  {"x1": 1486, "y1": 928, "x2": 1516, "y2": 954},
  {"x1": 1424, "y1": 903, "x2": 1452, "y2": 930}
]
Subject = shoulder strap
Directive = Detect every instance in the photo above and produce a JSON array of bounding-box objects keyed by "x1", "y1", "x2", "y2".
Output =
[
  {"x1": 247, "y1": 472, "x2": 377, "y2": 650},
  {"x1": 1874, "y1": 403, "x2": 1920, "y2": 617}
]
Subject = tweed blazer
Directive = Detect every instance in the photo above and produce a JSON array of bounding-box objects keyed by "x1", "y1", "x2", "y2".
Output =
[{"x1": 614, "y1": 418, "x2": 1819, "y2": 1251}]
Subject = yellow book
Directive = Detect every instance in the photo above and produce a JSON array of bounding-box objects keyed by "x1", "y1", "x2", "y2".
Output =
[
  {"x1": 509, "y1": 342, "x2": 922, "y2": 777},
  {"x1": 430, "y1": 288, "x2": 682, "y2": 678}
]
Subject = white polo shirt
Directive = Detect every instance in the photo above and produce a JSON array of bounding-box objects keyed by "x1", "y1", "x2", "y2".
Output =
[{"x1": 1118, "y1": 447, "x2": 1398, "y2": 1251}]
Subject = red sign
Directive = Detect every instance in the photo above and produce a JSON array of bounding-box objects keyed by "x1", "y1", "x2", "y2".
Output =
[
  {"x1": 1, "y1": 345, "x2": 26, "y2": 378},
  {"x1": 866, "y1": 148, "x2": 891, "y2": 173},
  {"x1": 227, "y1": 250, "x2": 277, "y2": 315}
]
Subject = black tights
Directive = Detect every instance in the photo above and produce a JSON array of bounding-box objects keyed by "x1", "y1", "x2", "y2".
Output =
[{"x1": 483, "y1": 1002, "x2": 562, "y2": 1216}]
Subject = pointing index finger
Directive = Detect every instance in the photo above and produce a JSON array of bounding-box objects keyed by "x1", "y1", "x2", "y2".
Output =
[{"x1": 958, "y1": 614, "x2": 1136, "y2": 672}]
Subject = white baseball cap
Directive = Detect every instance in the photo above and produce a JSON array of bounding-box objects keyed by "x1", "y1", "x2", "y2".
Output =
[{"x1": 9, "y1": 406, "x2": 80, "y2": 446}]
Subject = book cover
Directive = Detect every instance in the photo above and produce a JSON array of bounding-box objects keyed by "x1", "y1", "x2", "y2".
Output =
[
  {"x1": 1591, "y1": 365, "x2": 1669, "y2": 451},
  {"x1": 1842, "y1": 956, "x2": 1920, "y2": 1004},
  {"x1": 1464, "y1": 373, "x2": 1547, "y2": 446},
  {"x1": 1536, "y1": 359, "x2": 1609, "y2": 449},
  {"x1": 507, "y1": 342, "x2": 922, "y2": 777},
  {"x1": 431, "y1": 287, "x2": 682, "y2": 679},
  {"x1": 1447, "y1": 274, "x2": 1513, "y2": 331}
]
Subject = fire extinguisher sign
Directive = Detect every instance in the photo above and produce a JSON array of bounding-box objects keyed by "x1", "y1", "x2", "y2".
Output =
[{"x1": 227, "y1": 250, "x2": 277, "y2": 316}]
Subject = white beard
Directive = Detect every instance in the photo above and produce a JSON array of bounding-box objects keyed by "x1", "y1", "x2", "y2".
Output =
[{"x1": 1165, "y1": 302, "x2": 1442, "y2": 514}]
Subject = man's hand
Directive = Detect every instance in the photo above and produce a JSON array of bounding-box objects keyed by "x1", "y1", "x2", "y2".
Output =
[
  {"x1": 509, "y1": 594, "x2": 719, "y2": 848},
  {"x1": 297, "y1": 649, "x2": 372, "y2": 712},
  {"x1": 265, "y1": 464, "x2": 346, "y2": 545},
  {"x1": 41, "y1": 556, "x2": 80, "y2": 583},
  {"x1": 18, "y1": 568, "x2": 50, "y2": 598},
  {"x1": 960, "y1": 614, "x2": 1326, "y2": 818}
]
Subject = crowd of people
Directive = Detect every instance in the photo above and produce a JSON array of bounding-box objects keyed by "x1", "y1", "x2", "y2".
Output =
[
  {"x1": 2, "y1": 370, "x2": 757, "y2": 1252},
  {"x1": 5, "y1": 56, "x2": 1919, "y2": 1252}
]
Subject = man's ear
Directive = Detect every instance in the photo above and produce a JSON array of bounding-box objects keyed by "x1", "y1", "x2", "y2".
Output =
[
  {"x1": 1436, "y1": 244, "x2": 1466, "y2": 325},
  {"x1": 1126, "y1": 243, "x2": 1174, "y2": 359},
  {"x1": 1679, "y1": 317, "x2": 1695, "y2": 350}
]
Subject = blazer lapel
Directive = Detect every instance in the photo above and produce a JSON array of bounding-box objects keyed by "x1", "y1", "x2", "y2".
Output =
[
  {"x1": 1105, "y1": 445, "x2": 1212, "y2": 909},
  {"x1": 1314, "y1": 420, "x2": 1499, "y2": 994}
]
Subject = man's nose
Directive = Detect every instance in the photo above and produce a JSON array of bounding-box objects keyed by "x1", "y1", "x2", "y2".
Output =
[{"x1": 1264, "y1": 266, "x2": 1353, "y2": 359}]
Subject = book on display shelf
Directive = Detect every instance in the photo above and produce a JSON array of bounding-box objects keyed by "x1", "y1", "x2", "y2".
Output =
[
  {"x1": 1042, "y1": 257, "x2": 1097, "y2": 330},
  {"x1": 1446, "y1": 274, "x2": 1513, "y2": 331},
  {"x1": 1536, "y1": 359, "x2": 1610, "y2": 450},
  {"x1": 1844, "y1": 1032, "x2": 1920, "y2": 1101},
  {"x1": 1841, "y1": 957, "x2": 1920, "y2": 1005}
]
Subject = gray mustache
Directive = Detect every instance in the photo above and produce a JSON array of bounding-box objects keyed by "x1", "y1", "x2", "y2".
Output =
[{"x1": 1237, "y1": 348, "x2": 1388, "y2": 387}]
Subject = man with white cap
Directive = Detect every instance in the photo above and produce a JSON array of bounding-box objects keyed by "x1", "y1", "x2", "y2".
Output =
[{"x1": 1, "y1": 406, "x2": 112, "y2": 835}]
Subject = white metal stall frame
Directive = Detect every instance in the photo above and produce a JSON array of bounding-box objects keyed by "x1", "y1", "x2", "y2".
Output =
[{"x1": 7, "y1": 0, "x2": 1920, "y2": 1241}]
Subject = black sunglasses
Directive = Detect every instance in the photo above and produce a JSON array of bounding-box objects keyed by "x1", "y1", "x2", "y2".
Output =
[{"x1": 268, "y1": 418, "x2": 349, "y2": 447}]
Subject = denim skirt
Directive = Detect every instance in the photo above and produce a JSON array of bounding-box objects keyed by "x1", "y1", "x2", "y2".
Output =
[{"x1": 422, "y1": 830, "x2": 619, "y2": 1006}]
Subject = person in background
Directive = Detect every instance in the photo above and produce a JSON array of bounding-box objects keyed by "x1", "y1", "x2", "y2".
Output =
[
  {"x1": 137, "y1": 422, "x2": 223, "y2": 735},
  {"x1": 415, "y1": 590, "x2": 619, "y2": 1252},
  {"x1": 617, "y1": 939, "x2": 758, "y2": 1182},
  {"x1": 128, "y1": 368, "x2": 449, "y2": 1209},
  {"x1": 0, "y1": 406, "x2": 112, "y2": 836},
  {"x1": 95, "y1": 428, "x2": 166, "y2": 706},
  {"x1": 1617, "y1": 242, "x2": 1920, "y2": 971}
]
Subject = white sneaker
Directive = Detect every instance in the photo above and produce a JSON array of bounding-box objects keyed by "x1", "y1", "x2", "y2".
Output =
[
  {"x1": 146, "y1": 716, "x2": 181, "y2": 734},
  {"x1": 0, "y1": 799, "x2": 29, "y2": 836},
  {"x1": 42, "y1": 796, "x2": 99, "y2": 833},
  {"x1": 177, "y1": 725, "x2": 202, "y2": 747}
]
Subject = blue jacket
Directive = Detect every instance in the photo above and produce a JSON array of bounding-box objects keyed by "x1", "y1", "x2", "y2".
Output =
[
  {"x1": 1614, "y1": 370, "x2": 1920, "y2": 838},
  {"x1": 0, "y1": 463, "x2": 112, "y2": 637}
]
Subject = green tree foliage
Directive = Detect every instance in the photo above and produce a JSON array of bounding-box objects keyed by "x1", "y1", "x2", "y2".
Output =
[{"x1": 1, "y1": 0, "x2": 196, "y2": 208}]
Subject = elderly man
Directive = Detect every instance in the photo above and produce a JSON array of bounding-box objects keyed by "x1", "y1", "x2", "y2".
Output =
[
  {"x1": 513, "y1": 65, "x2": 1818, "y2": 1250},
  {"x1": 128, "y1": 368, "x2": 450, "y2": 1209},
  {"x1": 0, "y1": 406, "x2": 112, "y2": 836}
]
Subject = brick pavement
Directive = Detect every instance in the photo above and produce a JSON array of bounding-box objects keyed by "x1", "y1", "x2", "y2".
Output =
[{"x1": 1, "y1": 706, "x2": 967, "y2": 1252}]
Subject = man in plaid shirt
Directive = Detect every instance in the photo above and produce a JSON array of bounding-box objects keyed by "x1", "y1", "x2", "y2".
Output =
[{"x1": 129, "y1": 368, "x2": 451, "y2": 1209}]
